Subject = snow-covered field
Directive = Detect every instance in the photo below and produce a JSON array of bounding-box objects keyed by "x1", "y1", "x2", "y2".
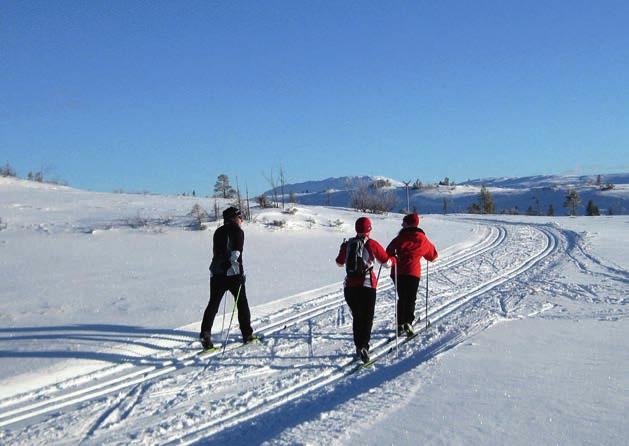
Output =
[{"x1": 1, "y1": 177, "x2": 627, "y2": 445}]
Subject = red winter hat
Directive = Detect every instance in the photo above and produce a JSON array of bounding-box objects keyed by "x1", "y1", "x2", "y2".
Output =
[
  {"x1": 403, "y1": 213, "x2": 420, "y2": 227},
  {"x1": 355, "y1": 216, "x2": 372, "y2": 234}
]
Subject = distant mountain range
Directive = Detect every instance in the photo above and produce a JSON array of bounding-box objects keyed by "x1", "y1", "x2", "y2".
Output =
[{"x1": 266, "y1": 173, "x2": 629, "y2": 215}]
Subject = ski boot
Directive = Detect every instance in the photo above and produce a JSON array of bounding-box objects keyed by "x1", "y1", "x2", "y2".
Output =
[
  {"x1": 199, "y1": 332, "x2": 214, "y2": 350},
  {"x1": 403, "y1": 323, "x2": 415, "y2": 337},
  {"x1": 358, "y1": 347, "x2": 370, "y2": 364},
  {"x1": 243, "y1": 334, "x2": 261, "y2": 344}
]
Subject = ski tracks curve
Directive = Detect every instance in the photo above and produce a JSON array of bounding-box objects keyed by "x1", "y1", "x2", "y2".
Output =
[{"x1": 0, "y1": 221, "x2": 581, "y2": 446}]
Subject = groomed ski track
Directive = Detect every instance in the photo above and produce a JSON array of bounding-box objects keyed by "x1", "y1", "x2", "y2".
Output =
[
  {"x1": 0, "y1": 224, "x2": 500, "y2": 428},
  {"x1": 1, "y1": 222, "x2": 561, "y2": 445}
]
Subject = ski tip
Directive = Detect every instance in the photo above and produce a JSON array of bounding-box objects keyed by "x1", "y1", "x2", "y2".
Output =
[{"x1": 362, "y1": 359, "x2": 376, "y2": 368}]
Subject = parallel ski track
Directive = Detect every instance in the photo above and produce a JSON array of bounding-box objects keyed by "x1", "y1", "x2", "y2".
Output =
[
  {"x1": 163, "y1": 224, "x2": 557, "y2": 445},
  {"x1": 0, "y1": 224, "x2": 505, "y2": 429}
]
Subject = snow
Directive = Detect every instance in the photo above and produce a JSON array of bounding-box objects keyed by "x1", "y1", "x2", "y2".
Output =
[{"x1": 0, "y1": 177, "x2": 627, "y2": 445}]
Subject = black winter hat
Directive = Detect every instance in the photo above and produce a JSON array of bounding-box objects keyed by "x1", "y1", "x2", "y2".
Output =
[{"x1": 222, "y1": 207, "x2": 242, "y2": 220}]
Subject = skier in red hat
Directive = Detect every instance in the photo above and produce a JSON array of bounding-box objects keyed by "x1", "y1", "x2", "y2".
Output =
[
  {"x1": 386, "y1": 213, "x2": 438, "y2": 337},
  {"x1": 336, "y1": 216, "x2": 396, "y2": 363}
]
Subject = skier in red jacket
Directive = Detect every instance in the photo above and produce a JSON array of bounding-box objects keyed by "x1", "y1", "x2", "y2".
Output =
[
  {"x1": 336, "y1": 216, "x2": 396, "y2": 363},
  {"x1": 386, "y1": 213, "x2": 438, "y2": 336}
]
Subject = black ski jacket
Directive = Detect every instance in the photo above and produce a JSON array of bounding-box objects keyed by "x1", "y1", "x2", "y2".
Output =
[{"x1": 209, "y1": 222, "x2": 244, "y2": 276}]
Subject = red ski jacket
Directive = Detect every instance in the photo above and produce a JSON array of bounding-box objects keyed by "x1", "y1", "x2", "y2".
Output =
[
  {"x1": 336, "y1": 237, "x2": 395, "y2": 288},
  {"x1": 386, "y1": 228, "x2": 438, "y2": 279}
]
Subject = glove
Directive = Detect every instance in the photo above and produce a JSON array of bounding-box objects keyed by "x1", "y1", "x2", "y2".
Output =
[
  {"x1": 226, "y1": 250, "x2": 241, "y2": 275},
  {"x1": 384, "y1": 256, "x2": 396, "y2": 268}
]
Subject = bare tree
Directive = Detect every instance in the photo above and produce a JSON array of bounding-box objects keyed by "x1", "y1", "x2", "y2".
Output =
[
  {"x1": 350, "y1": 181, "x2": 397, "y2": 214},
  {"x1": 325, "y1": 189, "x2": 332, "y2": 206},
  {"x1": 279, "y1": 164, "x2": 286, "y2": 210},
  {"x1": 245, "y1": 184, "x2": 251, "y2": 219},
  {"x1": 403, "y1": 180, "x2": 411, "y2": 213},
  {"x1": 263, "y1": 169, "x2": 279, "y2": 207}
]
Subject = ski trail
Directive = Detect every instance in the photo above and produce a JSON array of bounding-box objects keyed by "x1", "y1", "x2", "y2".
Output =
[
  {"x1": 154, "y1": 225, "x2": 556, "y2": 445},
  {"x1": 0, "y1": 224, "x2": 503, "y2": 430}
]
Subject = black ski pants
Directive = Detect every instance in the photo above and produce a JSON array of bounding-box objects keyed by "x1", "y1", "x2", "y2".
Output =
[
  {"x1": 200, "y1": 275, "x2": 253, "y2": 341},
  {"x1": 395, "y1": 275, "x2": 420, "y2": 326},
  {"x1": 344, "y1": 287, "x2": 377, "y2": 351}
]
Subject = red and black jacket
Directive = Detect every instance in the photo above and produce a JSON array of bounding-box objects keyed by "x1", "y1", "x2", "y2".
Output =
[
  {"x1": 336, "y1": 237, "x2": 394, "y2": 288},
  {"x1": 386, "y1": 227, "x2": 438, "y2": 279}
]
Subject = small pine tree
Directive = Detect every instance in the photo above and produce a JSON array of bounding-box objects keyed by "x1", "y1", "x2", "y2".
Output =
[
  {"x1": 563, "y1": 189, "x2": 581, "y2": 216},
  {"x1": 547, "y1": 204, "x2": 555, "y2": 216},
  {"x1": 213, "y1": 174, "x2": 235, "y2": 199},
  {"x1": 585, "y1": 200, "x2": 600, "y2": 216},
  {"x1": 0, "y1": 162, "x2": 17, "y2": 177},
  {"x1": 526, "y1": 206, "x2": 536, "y2": 216},
  {"x1": 479, "y1": 185, "x2": 496, "y2": 214}
]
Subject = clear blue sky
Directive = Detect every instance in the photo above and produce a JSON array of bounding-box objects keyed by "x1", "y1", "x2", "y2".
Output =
[{"x1": 2, "y1": 1, "x2": 629, "y2": 195}]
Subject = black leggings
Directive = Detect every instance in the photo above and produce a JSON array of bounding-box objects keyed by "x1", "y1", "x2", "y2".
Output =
[
  {"x1": 200, "y1": 275, "x2": 253, "y2": 340},
  {"x1": 395, "y1": 275, "x2": 420, "y2": 326},
  {"x1": 344, "y1": 287, "x2": 377, "y2": 350}
]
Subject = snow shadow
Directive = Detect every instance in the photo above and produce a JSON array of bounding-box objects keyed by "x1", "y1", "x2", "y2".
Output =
[
  {"x1": 0, "y1": 324, "x2": 197, "y2": 366},
  {"x1": 195, "y1": 330, "x2": 464, "y2": 445}
]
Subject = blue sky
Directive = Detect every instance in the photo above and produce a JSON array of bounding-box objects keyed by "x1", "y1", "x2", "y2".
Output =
[{"x1": 2, "y1": 1, "x2": 628, "y2": 195}]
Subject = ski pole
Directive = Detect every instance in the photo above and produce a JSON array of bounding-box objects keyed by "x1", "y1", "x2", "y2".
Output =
[
  {"x1": 220, "y1": 289, "x2": 227, "y2": 335},
  {"x1": 394, "y1": 251, "x2": 399, "y2": 358},
  {"x1": 222, "y1": 283, "x2": 243, "y2": 356},
  {"x1": 425, "y1": 260, "x2": 429, "y2": 330},
  {"x1": 376, "y1": 263, "x2": 383, "y2": 284}
]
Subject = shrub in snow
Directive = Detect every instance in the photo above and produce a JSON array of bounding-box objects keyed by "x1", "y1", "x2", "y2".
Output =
[
  {"x1": 256, "y1": 194, "x2": 273, "y2": 208},
  {"x1": 0, "y1": 217, "x2": 6, "y2": 231},
  {"x1": 188, "y1": 204, "x2": 210, "y2": 230},
  {"x1": 268, "y1": 219, "x2": 286, "y2": 228},
  {"x1": 329, "y1": 219, "x2": 344, "y2": 228},
  {"x1": 282, "y1": 207, "x2": 298, "y2": 215}
]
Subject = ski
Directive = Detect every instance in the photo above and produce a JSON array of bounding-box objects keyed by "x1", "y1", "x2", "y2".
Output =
[
  {"x1": 196, "y1": 334, "x2": 264, "y2": 358},
  {"x1": 196, "y1": 346, "x2": 219, "y2": 356}
]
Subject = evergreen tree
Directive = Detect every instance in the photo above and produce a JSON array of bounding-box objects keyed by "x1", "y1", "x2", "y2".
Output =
[
  {"x1": 0, "y1": 162, "x2": 16, "y2": 177},
  {"x1": 213, "y1": 174, "x2": 235, "y2": 198},
  {"x1": 563, "y1": 189, "x2": 581, "y2": 216},
  {"x1": 479, "y1": 185, "x2": 496, "y2": 214},
  {"x1": 586, "y1": 200, "x2": 600, "y2": 216},
  {"x1": 547, "y1": 204, "x2": 555, "y2": 216}
]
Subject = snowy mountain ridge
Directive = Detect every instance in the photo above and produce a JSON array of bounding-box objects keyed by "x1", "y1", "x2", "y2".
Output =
[{"x1": 269, "y1": 172, "x2": 629, "y2": 215}]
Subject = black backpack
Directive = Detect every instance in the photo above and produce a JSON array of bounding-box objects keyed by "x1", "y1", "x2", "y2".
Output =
[{"x1": 345, "y1": 237, "x2": 372, "y2": 277}]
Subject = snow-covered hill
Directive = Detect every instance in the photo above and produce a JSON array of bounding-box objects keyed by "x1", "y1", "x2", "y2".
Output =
[
  {"x1": 0, "y1": 177, "x2": 627, "y2": 445},
  {"x1": 267, "y1": 173, "x2": 629, "y2": 215}
]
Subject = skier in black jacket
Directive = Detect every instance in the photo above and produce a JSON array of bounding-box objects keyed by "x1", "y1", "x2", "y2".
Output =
[{"x1": 199, "y1": 207, "x2": 256, "y2": 349}]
